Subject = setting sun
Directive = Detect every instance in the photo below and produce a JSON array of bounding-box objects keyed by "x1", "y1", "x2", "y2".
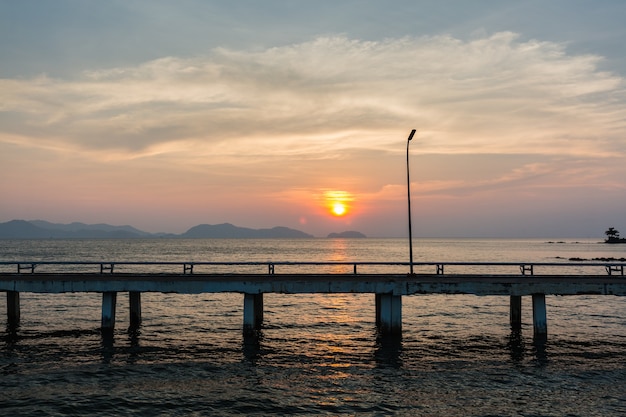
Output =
[
  {"x1": 331, "y1": 202, "x2": 347, "y2": 216},
  {"x1": 324, "y1": 190, "x2": 353, "y2": 217}
]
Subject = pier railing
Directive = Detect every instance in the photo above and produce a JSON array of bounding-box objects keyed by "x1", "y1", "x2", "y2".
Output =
[{"x1": 1, "y1": 260, "x2": 624, "y2": 276}]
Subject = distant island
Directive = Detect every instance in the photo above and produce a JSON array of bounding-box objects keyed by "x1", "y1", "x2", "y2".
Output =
[
  {"x1": 605, "y1": 227, "x2": 626, "y2": 244},
  {"x1": 327, "y1": 231, "x2": 366, "y2": 238},
  {"x1": 181, "y1": 223, "x2": 313, "y2": 239},
  {"x1": 0, "y1": 220, "x2": 314, "y2": 239}
]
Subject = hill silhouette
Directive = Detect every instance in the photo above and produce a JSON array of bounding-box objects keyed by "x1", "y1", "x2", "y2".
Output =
[
  {"x1": 181, "y1": 223, "x2": 313, "y2": 238},
  {"x1": 327, "y1": 231, "x2": 367, "y2": 238},
  {"x1": 0, "y1": 220, "x2": 314, "y2": 239}
]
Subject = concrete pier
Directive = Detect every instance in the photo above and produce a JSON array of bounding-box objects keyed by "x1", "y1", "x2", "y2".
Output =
[{"x1": 2, "y1": 259, "x2": 626, "y2": 340}]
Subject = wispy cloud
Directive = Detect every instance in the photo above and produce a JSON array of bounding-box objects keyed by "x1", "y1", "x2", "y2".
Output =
[{"x1": 2, "y1": 32, "x2": 624, "y2": 161}]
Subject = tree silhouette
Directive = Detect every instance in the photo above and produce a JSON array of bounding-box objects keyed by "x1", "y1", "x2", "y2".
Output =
[{"x1": 605, "y1": 227, "x2": 620, "y2": 238}]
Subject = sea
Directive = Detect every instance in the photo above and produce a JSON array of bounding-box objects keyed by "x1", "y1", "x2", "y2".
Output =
[{"x1": 1, "y1": 238, "x2": 626, "y2": 416}]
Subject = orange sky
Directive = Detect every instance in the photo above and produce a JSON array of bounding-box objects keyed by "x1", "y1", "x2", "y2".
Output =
[{"x1": 2, "y1": 2, "x2": 626, "y2": 237}]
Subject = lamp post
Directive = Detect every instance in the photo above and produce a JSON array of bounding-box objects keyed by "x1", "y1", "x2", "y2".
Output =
[{"x1": 406, "y1": 129, "x2": 416, "y2": 274}]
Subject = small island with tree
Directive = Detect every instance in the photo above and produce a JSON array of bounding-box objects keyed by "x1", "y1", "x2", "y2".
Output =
[{"x1": 604, "y1": 227, "x2": 626, "y2": 243}]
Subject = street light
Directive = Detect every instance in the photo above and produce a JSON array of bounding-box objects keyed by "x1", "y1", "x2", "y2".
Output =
[{"x1": 406, "y1": 129, "x2": 416, "y2": 274}]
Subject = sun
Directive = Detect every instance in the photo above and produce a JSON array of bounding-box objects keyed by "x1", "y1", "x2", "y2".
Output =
[
  {"x1": 324, "y1": 190, "x2": 353, "y2": 217},
  {"x1": 331, "y1": 202, "x2": 347, "y2": 216}
]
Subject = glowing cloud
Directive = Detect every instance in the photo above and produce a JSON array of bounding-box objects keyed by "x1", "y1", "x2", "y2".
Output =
[{"x1": 1, "y1": 33, "x2": 623, "y2": 159}]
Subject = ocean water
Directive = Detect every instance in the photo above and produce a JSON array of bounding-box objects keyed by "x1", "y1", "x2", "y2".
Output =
[{"x1": 1, "y1": 238, "x2": 626, "y2": 416}]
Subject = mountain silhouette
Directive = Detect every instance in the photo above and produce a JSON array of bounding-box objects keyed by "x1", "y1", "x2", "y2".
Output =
[
  {"x1": 0, "y1": 220, "x2": 314, "y2": 239},
  {"x1": 181, "y1": 223, "x2": 313, "y2": 238}
]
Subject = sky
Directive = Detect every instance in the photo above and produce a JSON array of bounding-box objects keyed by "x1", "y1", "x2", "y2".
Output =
[{"x1": 1, "y1": 0, "x2": 626, "y2": 238}]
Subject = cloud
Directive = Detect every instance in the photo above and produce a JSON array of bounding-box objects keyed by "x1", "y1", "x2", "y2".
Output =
[{"x1": 1, "y1": 32, "x2": 624, "y2": 162}]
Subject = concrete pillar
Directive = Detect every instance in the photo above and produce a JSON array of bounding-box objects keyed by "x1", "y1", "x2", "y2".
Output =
[
  {"x1": 129, "y1": 291, "x2": 141, "y2": 328},
  {"x1": 532, "y1": 293, "x2": 547, "y2": 337},
  {"x1": 376, "y1": 293, "x2": 402, "y2": 335},
  {"x1": 375, "y1": 293, "x2": 382, "y2": 326},
  {"x1": 101, "y1": 292, "x2": 117, "y2": 331},
  {"x1": 510, "y1": 295, "x2": 522, "y2": 330},
  {"x1": 7, "y1": 291, "x2": 20, "y2": 326},
  {"x1": 243, "y1": 293, "x2": 264, "y2": 334}
]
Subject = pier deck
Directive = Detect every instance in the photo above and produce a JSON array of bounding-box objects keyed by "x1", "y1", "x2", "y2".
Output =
[{"x1": 2, "y1": 272, "x2": 626, "y2": 295}]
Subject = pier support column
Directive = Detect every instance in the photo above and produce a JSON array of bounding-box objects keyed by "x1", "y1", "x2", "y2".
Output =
[
  {"x1": 375, "y1": 293, "x2": 382, "y2": 326},
  {"x1": 101, "y1": 292, "x2": 117, "y2": 331},
  {"x1": 243, "y1": 293, "x2": 264, "y2": 334},
  {"x1": 376, "y1": 293, "x2": 402, "y2": 335},
  {"x1": 129, "y1": 291, "x2": 141, "y2": 328},
  {"x1": 7, "y1": 291, "x2": 20, "y2": 327},
  {"x1": 510, "y1": 295, "x2": 522, "y2": 330},
  {"x1": 532, "y1": 293, "x2": 547, "y2": 337}
]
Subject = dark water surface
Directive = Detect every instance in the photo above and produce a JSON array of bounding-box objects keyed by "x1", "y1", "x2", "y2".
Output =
[{"x1": 1, "y1": 239, "x2": 626, "y2": 416}]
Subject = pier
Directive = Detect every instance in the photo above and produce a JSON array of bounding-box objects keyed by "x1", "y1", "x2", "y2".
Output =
[{"x1": 1, "y1": 261, "x2": 625, "y2": 339}]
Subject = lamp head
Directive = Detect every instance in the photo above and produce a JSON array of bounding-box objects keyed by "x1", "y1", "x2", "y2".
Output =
[{"x1": 408, "y1": 129, "x2": 416, "y2": 141}]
